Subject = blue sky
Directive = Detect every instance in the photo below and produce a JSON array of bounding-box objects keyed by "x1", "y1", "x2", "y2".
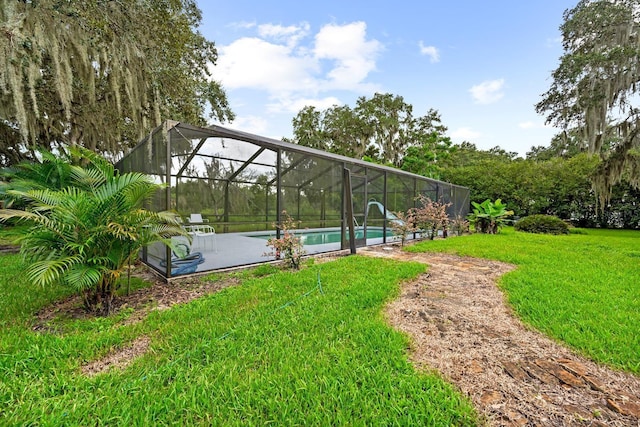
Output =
[{"x1": 199, "y1": 1, "x2": 578, "y2": 156}]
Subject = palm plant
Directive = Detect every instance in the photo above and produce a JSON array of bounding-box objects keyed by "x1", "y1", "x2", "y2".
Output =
[
  {"x1": 0, "y1": 147, "x2": 186, "y2": 314},
  {"x1": 467, "y1": 198, "x2": 514, "y2": 234},
  {"x1": 0, "y1": 148, "x2": 75, "y2": 209}
]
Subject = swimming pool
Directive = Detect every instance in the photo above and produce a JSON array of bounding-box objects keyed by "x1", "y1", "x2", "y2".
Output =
[{"x1": 252, "y1": 228, "x2": 393, "y2": 245}]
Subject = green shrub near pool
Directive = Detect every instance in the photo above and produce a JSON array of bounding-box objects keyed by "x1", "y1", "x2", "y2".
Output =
[{"x1": 515, "y1": 214, "x2": 569, "y2": 235}]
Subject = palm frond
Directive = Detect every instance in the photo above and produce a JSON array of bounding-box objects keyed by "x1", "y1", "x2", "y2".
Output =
[
  {"x1": 86, "y1": 255, "x2": 115, "y2": 267},
  {"x1": 27, "y1": 255, "x2": 85, "y2": 287},
  {"x1": 106, "y1": 222, "x2": 138, "y2": 241},
  {"x1": 155, "y1": 223, "x2": 190, "y2": 240},
  {"x1": 156, "y1": 210, "x2": 183, "y2": 224},
  {"x1": 20, "y1": 232, "x2": 65, "y2": 251},
  {"x1": 120, "y1": 175, "x2": 161, "y2": 206},
  {"x1": 0, "y1": 208, "x2": 41, "y2": 223},
  {"x1": 70, "y1": 146, "x2": 115, "y2": 178},
  {"x1": 70, "y1": 165, "x2": 107, "y2": 190},
  {"x1": 10, "y1": 187, "x2": 78, "y2": 207},
  {"x1": 64, "y1": 264, "x2": 104, "y2": 292},
  {"x1": 93, "y1": 173, "x2": 154, "y2": 205}
]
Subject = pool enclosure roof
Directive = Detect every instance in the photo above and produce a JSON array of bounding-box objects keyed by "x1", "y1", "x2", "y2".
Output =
[{"x1": 123, "y1": 120, "x2": 470, "y2": 187}]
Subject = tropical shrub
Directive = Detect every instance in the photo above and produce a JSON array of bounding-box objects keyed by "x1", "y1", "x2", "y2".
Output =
[
  {"x1": 468, "y1": 198, "x2": 513, "y2": 234},
  {"x1": 265, "y1": 211, "x2": 306, "y2": 269},
  {"x1": 0, "y1": 147, "x2": 186, "y2": 315},
  {"x1": 450, "y1": 215, "x2": 470, "y2": 236},
  {"x1": 515, "y1": 214, "x2": 569, "y2": 235}
]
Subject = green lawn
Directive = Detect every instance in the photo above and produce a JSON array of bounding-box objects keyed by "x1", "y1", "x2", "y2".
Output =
[
  {"x1": 2, "y1": 226, "x2": 639, "y2": 425},
  {"x1": 0, "y1": 253, "x2": 75, "y2": 324},
  {"x1": 0, "y1": 253, "x2": 478, "y2": 426},
  {"x1": 407, "y1": 227, "x2": 640, "y2": 374}
]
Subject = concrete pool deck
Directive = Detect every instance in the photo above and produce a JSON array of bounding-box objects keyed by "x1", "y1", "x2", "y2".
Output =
[{"x1": 144, "y1": 227, "x2": 405, "y2": 277}]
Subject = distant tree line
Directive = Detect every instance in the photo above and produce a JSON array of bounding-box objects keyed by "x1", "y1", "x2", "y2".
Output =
[
  {"x1": 440, "y1": 142, "x2": 640, "y2": 229},
  {"x1": 290, "y1": 94, "x2": 640, "y2": 229}
]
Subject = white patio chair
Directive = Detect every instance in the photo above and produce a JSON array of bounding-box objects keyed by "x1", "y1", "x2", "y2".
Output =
[
  {"x1": 181, "y1": 219, "x2": 216, "y2": 252},
  {"x1": 188, "y1": 213, "x2": 209, "y2": 224},
  {"x1": 188, "y1": 225, "x2": 216, "y2": 252}
]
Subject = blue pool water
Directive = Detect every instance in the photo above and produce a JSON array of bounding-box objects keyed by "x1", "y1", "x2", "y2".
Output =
[{"x1": 252, "y1": 228, "x2": 393, "y2": 245}]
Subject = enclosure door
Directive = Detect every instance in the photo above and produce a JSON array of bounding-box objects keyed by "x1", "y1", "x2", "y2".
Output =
[{"x1": 350, "y1": 174, "x2": 368, "y2": 248}]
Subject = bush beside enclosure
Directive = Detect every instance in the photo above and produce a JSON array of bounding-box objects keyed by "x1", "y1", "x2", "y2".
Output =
[{"x1": 515, "y1": 214, "x2": 569, "y2": 235}]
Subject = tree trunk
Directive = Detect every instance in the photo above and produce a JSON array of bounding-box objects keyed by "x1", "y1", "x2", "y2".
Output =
[{"x1": 101, "y1": 280, "x2": 116, "y2": 316}]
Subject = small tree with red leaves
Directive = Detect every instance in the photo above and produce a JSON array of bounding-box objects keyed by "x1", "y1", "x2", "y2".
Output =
[
  {"x1": 414, "y1": 195, "x2": 451, "y2": 240},
  {"x1": 265, "y1": 211, "x2": 306, "y2": 269},
  {"x1": 390, "y1": 209, "x2": 418, "y2": 247}
]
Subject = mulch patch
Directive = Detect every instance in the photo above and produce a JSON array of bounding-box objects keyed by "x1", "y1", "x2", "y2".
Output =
[
  {"x1": 33, "y1": 265, "x2": 241, "y2": 327},
  {"x1": 0, "y1": 244, "x2": 20, "y2": 254}
]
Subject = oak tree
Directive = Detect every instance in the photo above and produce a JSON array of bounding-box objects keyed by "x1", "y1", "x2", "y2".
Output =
[
  {"x1": 290, "y1": 93, "x2": 452, "y2": 169},
  {"x1": 0, "y1": 0, "x2": 234, "y2": 165},
  {"x1": 536, "y1": 0, "x2": 640, "y2": 202}
]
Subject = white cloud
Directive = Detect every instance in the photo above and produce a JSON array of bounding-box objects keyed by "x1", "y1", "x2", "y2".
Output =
[
  {"x1": 450, "y1": 127, "x2": 481, "y2": 141},
  {"x1": 469, "y1": 79, "x2": 505, "y2": 104},
  {"x1": 418, "y1": 41, "x2": 440, "y2": 63},
  {"x1": 211, "y1": 37, "x2": 319, "y2": 94},
  {"x1": 228, "y1": 21, "x2": 256, "y2": 30},
  {"x1": 314, "y1": 21, "x2": 383, "y2": 89},
  {"x1": 210, "y1": 21, "x2": 383, "y2": 115},
  {"x1": 224, "y1": 115, "x2": 270, "y2": 135},
  {"x1": 257, "y1": 22, "x2": 310, "y2": 47}
]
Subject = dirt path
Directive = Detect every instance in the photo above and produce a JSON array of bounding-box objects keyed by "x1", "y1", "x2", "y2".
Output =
[{"x1": 360, "y1": 246, "x2": 640, "y2": 427}]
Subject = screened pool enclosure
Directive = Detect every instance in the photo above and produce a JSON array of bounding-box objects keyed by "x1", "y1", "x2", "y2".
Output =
[{"x1": 116, "y1": 121, "x2": 470, "y2": 278}]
